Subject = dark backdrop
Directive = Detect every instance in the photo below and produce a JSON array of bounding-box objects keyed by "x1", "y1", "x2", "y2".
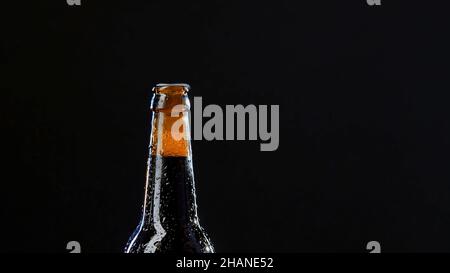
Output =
[{"x1": 2, "y1": 0, "x2": 450, "y2": 252}]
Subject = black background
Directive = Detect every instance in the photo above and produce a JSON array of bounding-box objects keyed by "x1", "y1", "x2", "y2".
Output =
[{"x1": 2, "y1": 0, "x2": 450, "y2": 253}]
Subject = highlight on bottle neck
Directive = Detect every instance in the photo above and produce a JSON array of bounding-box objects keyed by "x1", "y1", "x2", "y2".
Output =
[{"x1": 149, "y1": 83, "x2": 191, "y2": 157}]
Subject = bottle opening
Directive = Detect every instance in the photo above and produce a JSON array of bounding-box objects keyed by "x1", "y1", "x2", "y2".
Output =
[{"x1": 153, "y1": 83, "x2": 190, "y2": 95}]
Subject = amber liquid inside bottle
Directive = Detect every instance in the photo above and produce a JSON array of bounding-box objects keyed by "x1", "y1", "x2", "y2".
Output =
[{"x1": 125, "y1": 84, "x2": 214, "y2": 253}]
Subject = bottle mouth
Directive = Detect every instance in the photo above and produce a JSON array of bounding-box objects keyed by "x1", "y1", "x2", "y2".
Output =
[{"x1": 153, "y1": 83, "x2": 190, "y2": 95}]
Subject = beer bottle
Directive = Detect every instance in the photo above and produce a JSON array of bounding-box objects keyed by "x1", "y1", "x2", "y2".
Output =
[{"x1": 125, "y1": 83, "x2": 214, "y2": 253}]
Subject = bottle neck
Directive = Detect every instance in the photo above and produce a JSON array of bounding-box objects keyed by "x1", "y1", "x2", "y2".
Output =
[
  {"x1": 149, "y1": 104, "x2": 191, "y2": 157},
  {"x1": 143, "y1": 90, "x2": 199, "y2": 230}
]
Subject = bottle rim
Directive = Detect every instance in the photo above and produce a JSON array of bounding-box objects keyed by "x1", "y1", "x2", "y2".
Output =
[{"x1": 154, "y1": 83, "x2": 190, "y2": 91}]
